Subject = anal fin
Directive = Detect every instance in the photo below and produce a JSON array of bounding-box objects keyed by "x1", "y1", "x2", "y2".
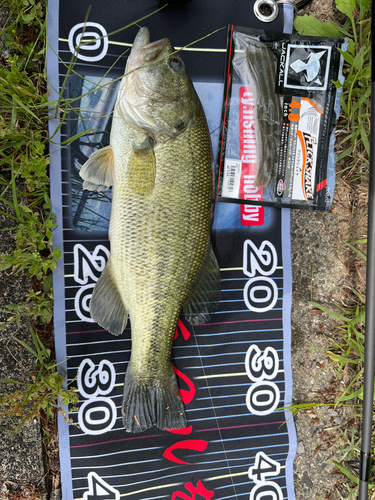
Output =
[
  {"x1": 80, "y1": 145, "x2": 115, "y2": 192},
  {"x1": 89, "y1": 257, "x2": 128, "y2": 335},
  {"x1": 183, "y1": 244, "x2": 221, "y2": 325}
]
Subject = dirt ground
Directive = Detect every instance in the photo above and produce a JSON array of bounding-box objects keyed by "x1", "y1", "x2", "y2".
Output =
[
  {"x1": 291, "y1": 177, "x2": 368, "y2": 499},
  {"x1": 290, "y1": 0, "x2": 369, "y2": 497}
]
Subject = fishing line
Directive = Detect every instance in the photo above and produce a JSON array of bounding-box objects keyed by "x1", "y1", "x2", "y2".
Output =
[{"x1": 191, "y1": 324, "x2": 241, "y2": 500}]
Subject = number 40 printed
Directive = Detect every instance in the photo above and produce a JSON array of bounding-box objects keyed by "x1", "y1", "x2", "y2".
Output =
[{"x1": 248, "y1": 452, "x2": 283, "y2": 500}]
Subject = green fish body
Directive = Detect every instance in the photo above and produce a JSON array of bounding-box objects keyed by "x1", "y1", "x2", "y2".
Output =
[{"x1": 80, "y1": 27, "x2": 221, "y2": 433}]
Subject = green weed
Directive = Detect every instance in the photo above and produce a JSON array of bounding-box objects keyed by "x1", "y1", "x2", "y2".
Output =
[
  {"x1": 294, "y1": 0, "x2": 371, "y2": 177},
  {"x1": 306, "y1": 243, "x2": 367, "y2": 406},
  {"x1": 0, "y1": 326, "x2": 78, "y2": 437},
  {"x1": 4, "y1": 0, "x2": 46, "y2": 31},
  {"x1": 2, "y1": 288, "x2": 53, "y2": 325},
  {"x1": 0, "y1": 5, "x2": 57, "y2": 320},
  {"x1": 286, "y1": 239, "x2": 366, "y2": 414},
  {"x1": 294, "y1": 1, "x2": 371, "y2": 493},
  {"x1": 331, "y1": 429, "x2": 375, "y2": 498},
  {"x1": 311, "y1": 296, "x2": 365, "y2": 406},
  {"x1": 308, "y1": 294, "x2": 368, "y2": 496},
  {"x1": 293, "y1": 238, "x2": 368, "y2": 496},
  {"x1": 0, "y1": 0, "x2": 69, "y2": 435}
]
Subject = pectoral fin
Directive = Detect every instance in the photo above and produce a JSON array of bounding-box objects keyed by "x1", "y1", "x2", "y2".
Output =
[
  {"x1": 80, "y1": 145, "x2": 115, "y2": 192},
  {"x1": 128, "y1": 136, "x2": 156, "y2": 196},
  {"x1": 183, "y1": 244, "x2": 221, "y2": 325},
  {"x1": 90, "y1": 257, "x2": 129, "y2": 336}
]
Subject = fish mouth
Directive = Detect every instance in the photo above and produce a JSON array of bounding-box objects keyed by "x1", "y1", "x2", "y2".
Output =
[{"x1": 132, "y1": 27, "x2": 174, "y2": 63}]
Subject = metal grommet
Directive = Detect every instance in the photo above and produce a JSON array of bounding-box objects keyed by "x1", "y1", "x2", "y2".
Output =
[
  {"x1": 276, "y1": 0, "x2": 298, "y2": 15},
  {"x1": 253, "y1": 0, "x2": 279, "y2": 22}
]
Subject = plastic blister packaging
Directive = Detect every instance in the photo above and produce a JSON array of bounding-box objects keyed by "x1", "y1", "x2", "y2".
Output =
[{"x1": 217, "y1": 25, "x2": 347, "y2": 211}]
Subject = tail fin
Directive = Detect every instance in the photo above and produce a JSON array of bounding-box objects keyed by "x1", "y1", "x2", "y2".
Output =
[{"x1": 122, "y1": 365, "x2": 187, "y2": 433}]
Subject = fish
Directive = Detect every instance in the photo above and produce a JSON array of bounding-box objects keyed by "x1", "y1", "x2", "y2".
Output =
[{"x1": 79, "y1": 27, "x2": 221, "y2": 433}]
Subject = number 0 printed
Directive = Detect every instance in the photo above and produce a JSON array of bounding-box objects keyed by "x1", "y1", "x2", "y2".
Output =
[{"x1": 68, "y1": 22, "x2": 109, "y2": 62}]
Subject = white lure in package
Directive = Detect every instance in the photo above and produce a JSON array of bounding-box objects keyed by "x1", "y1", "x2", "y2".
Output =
[{"x1": 217, "y1": 26, "x2": 346, "y2": 211}]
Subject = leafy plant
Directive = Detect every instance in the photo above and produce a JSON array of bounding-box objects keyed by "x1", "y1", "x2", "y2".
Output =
[
  {"x1": 0, "y1": 326, "x2": 78, "y2": 437},
  {"x1": 332, "y1": 454, "x2": 375, "y2": 500},
  {"x1": 335, "y1": 428, "x2": 361, "y2": 461},
  {"x1": 311, "y1": 299, "x2": 365, "y2": 403},
  {"x1": 4, "y1": 0, "x2": 47, "y2": 32},
  {"x1": 0, "y1": 4, "x2": 58, "y2": 324},
  {"x1": 2, "y1": 288, "x2": 53, "y2": 325},
  {"x1": 0, "y1": 0, "x2": 70, "y2": 437},
  {"x1": 294, "y1": 0, "x2": 371, "y2": 176}
]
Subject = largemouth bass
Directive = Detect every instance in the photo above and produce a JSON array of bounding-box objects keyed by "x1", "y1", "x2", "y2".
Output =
[{"x1": 79, "y1": 27, "x2": 221, "y2": 433}]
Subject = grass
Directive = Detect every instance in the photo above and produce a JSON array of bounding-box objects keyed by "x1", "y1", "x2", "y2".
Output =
[
  {"x1": 294, "y1": 1, "x2": 371, "y2": 495},
  {"x1": 0, "y1": 0, "x2": 60, "y2": 326},
  {"x1": 0, "y1": 325, "x2": 78, "y2": 438},
  {"x1": 0, "y1": 0, "x2": 73, "y2": 436},
  {"x1": 294, "y1": 0, "x2": 371, "y2": 180},
  {"x1": 308, "y1": 279, "x2": 374, "y2": 497}
]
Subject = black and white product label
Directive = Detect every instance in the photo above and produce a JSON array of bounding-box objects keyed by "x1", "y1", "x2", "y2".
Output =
[{"x1": 276, "y1": 42, "x2": 333, "y2": 95}]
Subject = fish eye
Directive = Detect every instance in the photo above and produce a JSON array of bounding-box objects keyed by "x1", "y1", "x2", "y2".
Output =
[{"x1": 169, "y1": 58, "x2": 183, "y2": 71}]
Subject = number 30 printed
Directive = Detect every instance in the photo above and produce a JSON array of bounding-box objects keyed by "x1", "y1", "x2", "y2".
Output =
[
  {"x1": 77, "y1": 359, "x2": 117, "y2": 435},
  {"x1": 245, "y1": 344, "x2": 280, "y2": 416}
]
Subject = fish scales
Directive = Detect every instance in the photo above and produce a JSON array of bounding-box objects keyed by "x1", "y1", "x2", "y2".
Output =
[
  {"x1": 110, "y1": 113, "x2": 212, "y2": 377},
  {"x1": 79, "y1": 27, "x2": 221, "y2": 433}
]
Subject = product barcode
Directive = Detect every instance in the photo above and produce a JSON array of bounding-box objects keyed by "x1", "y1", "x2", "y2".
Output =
[
  {"x1": 226, "y1": 166, "x2": 237, "y2": 192},
  {"x1": 222, "y1": 159, "x2": 242, "y2": 199}
]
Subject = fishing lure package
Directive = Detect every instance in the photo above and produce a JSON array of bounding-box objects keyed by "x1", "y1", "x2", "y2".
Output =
[{"x1": 217, "y1": 26, "x2": 346, "y2": 211}]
